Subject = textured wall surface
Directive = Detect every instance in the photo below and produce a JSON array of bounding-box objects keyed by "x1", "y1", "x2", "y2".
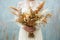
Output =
[{"x1": 0, "y1": 0, "x2": 60, "y2": 40}]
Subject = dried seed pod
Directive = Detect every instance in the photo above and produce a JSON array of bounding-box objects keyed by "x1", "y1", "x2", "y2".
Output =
[
  {"x1": 11, "y1": 11, "x2": 18, "y2": 16},
  {"x1": 34, "y1": 1, "x2": 45, "y2": 14},
  {"x1": 9, "y1": 6, "x2": 19, "y2": 12},
  {"x1": 42, "y1": 17, "x2": 47, "y2": 24},
  {"x1": 10, "y1": 6, "x2": 22, "y2": 17},
  {"x1": 46, "y1": 14, "x2": 52, "y2": 18}
]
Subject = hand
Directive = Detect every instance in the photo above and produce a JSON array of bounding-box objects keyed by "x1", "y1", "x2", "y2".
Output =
[{"x1": 23, "y1": 25, "x2": 36, "y2": 33}]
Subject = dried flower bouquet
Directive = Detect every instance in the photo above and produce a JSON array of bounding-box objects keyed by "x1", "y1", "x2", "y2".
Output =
[{"x1": 10, "y1": 1, "x2": 52, "y2": 38}]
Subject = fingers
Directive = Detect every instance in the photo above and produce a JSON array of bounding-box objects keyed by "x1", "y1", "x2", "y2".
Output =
[{"x1": 23, "y1": 26, "x2": 35, "y2": 33}]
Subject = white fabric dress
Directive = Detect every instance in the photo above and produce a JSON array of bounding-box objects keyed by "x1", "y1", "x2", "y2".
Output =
[{"x1": 17, "y1": 1, "x2": 43, "y2": 40}]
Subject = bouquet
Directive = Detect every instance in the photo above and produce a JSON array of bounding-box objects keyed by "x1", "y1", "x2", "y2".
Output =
[{"x1": 10, "y1": 1, "x2": 52, "y2": 38}]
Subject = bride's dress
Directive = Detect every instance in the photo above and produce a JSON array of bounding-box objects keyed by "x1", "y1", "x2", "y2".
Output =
[{"x1": 17, "y1": 1, "x2": 43, "y2": 40}]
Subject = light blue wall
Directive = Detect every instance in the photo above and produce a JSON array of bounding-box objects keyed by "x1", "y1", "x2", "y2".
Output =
[{"x1": 0, "y1": 0, "x2": 60, "y2": 40}]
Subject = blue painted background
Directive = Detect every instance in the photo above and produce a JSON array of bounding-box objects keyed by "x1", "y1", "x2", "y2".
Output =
[{"x1": 0, "y1": 0, "x2": 60, "y2": 40}]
